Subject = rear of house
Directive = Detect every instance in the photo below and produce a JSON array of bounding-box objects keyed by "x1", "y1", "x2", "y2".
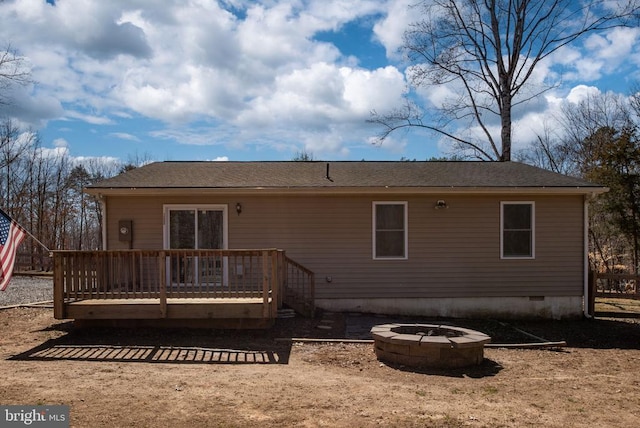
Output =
[{"x1": 74, "y1": 161, "x2": 605, "y2": 320}]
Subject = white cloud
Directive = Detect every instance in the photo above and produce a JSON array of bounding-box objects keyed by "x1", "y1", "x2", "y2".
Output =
[
  {"x1": 373, "y1": 0, "x2": 413, "y2": 59},
  {"x1": 368, "y1": 134, "x2": 406, "y2": 154},
  {"x1": 38, "y1": 137, "x2": 121, "y2": 167},
  {"x1": 236, "y1": 62, "x2": 404, "y2": 129},
  {"x1": 34, "y1": 138, "x2": 70, "y2": 160},
  {"x1": 509, "y1": 85, "x2": 605, "y2": 152},
  {"x1": 73, "y1": 155, "x2": 121, "y2": 165},
  {"x1": 417, "y1": 82, "x2": 457, "y2": 110},
  {"x1": 0, "y1": 0, "x2": 637, "y2": 162},
  {"x1": 0, "y1": 1, "x2": 430, "y2": 159},
  {"x1": 585, "y1": 27, "x2": 640, "y2": 63},
  {"x1": 540, "y1": 27, "x2": 640, "y2": 84},
  {"x1": 341, "y1": 66, "x2": 406, "y2": 114},
  {"x1": 9, "y1": 0, "x2": 151, "y2": 59},
  {"x1": 65, "y1": 111, "x2": 113, "y2": 125},
  {"x1": 110, "y1": 132, "x2": 141, "y2": 142},
  {"x1": 150, "y1": 124, "x2": 239, "y2": 147},
  {"x1": 53, "y1": 138, "x2": 69, "y2": 148},
  {"x1": 566, "y1": 85, "x2": 602, "y2": 104},
  {"x1": 237, "y1": 3, "x2": 336, "y2": 68},
  {"x1": 511, "y1": 111, "x2": 551, "y2": 148},
  {"x1": 0, "y1": 83, "x2": 63, "y2": 128}
]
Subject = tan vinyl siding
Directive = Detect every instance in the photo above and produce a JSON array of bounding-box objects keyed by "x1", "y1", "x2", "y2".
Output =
[{"x1": 104, "y1": 193, "x2": 585, "y2": 300}]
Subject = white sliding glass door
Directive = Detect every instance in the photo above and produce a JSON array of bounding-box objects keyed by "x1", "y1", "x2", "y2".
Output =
[{"x1": 164, "y1": 205, "x2": 228, "y2": 286}]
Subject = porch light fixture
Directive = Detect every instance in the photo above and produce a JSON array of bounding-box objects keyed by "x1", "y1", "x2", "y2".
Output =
[
  {"x1": 435, "y1": 200, "x2": 448, "y2": 209},
  {"x1": 236, "y1": 203, "x2": 242, "y2": 215}
]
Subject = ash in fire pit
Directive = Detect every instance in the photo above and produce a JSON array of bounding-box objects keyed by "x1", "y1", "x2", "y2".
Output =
[
  {"x1": 393, "y1": 325, "x2": 463, "y2": 337},
  {"x1": 371, "y1": 323, "x2": 491, "y2": 369}
]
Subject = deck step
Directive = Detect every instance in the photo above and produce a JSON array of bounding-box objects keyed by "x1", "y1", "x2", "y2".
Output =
[{"x1": 277, "y1": 308, "x2": 296, "y2": 319}]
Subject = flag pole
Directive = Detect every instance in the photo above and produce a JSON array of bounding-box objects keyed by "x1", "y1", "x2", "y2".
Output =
[{"x1": 0, "y1": 208, "x2": 50, "y2": 253}]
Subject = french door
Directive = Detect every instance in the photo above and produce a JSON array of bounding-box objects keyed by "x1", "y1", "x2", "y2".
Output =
[{"x1": 163, "y1": 205, "x2": 228, "y2": 286}]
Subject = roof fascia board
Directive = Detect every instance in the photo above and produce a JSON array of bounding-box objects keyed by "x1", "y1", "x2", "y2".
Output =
[{"x1": 85, "y1": 186, "x2": 609, "y2": 197}]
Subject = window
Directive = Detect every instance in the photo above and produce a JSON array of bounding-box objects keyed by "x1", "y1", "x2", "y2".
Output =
[
  {"x1": 501, "y1": 202, "x2": 534, "y2": 259},
  {"x1": 373, "y1": 202, "x2": 407, "y2": 259}
]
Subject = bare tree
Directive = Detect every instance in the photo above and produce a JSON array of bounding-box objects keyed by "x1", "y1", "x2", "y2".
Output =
[
  {"x1": 0, "y1": 119, "x2": 34, "y2": 207},
  {"x1": 515, "y1": 125, "x2": 575, "y2": 174},
  {"x1": 630, "y1": 82, "x2": 640, "y2": 118},
  {"x1": 520, "y1": 90, "x2": 640, "y2": 272},
  {"x1": 292, "y1": 149, "x2": 315, "y2": 161},
  {"x1": 0, "y1": 44, "x2": 32, "y2": 105},
  {"x1": 118, "y1": 151, "x2": 154, "y2": 173},
  {"x1": 370, "y1": 0, "x2": 640, "y2": 161},
  {"x1": 0, "y1": 114, "x2": 141, "y2": 267}
]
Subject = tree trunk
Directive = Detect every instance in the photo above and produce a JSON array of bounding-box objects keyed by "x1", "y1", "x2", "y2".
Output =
[{"x1": 500, "y1": 93, "x2": 512, "y2": 161}]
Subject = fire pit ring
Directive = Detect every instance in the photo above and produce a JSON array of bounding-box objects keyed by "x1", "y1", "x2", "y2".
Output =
[{"x1": 371, "y1": 324, "x2": 491, "y2": 368}]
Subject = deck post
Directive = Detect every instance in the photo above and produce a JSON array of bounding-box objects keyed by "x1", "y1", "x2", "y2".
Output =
[
  {"x1": 587, "y1": 270, "x2": 595, "y2": 317},
  {"x1": 271, "y1": 250, "x2": 279, "y2": 318},
  {"x1": 53, "y1": 252, "x2": 65, "y2": 319},
  {"x1": 159, "y1": 251, "x2": 167, "y2": 318},
  {"x1": 262, "y1": 250, "x2": 270, "y2": 318},
  {"x1": 277, "y1": 250, "x2": 285, "y2": 310}
]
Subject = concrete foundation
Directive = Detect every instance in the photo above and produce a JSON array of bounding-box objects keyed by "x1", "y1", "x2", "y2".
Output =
[{"x1": 315, "y1": 296, "x2": 583, "y2": 319}]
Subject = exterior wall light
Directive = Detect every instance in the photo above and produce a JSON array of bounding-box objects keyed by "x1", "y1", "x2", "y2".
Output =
[
  {"x1": 236, "y1": 203, "x2": 242, "y2": 215},
  {"x1": 435, "y1": 200, "x2": 448, "y2": 209}
]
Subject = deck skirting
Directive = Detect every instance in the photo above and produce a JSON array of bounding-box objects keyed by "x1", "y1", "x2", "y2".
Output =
[{"x1": 64, "y1": 298, "x2": 272, "y2": 320}]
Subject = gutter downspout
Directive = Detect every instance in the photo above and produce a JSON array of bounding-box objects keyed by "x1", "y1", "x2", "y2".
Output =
[{"x1": 584, "y1": 194, "x2": 592, "y2": 318}]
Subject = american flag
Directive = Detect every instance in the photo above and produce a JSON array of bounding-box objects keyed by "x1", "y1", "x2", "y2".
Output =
[{"x1": 0, "y1": 210, "x2": 26, "y2": 291}]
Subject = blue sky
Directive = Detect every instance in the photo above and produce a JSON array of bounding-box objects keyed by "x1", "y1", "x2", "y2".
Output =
[{"x1": 1, "y1": 0, "x2": 639, "y2": 164}]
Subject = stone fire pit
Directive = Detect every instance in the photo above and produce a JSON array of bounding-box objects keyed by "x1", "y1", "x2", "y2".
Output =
[{"x1": 371, "y1": 324, "x2": 491, "y2": 368}]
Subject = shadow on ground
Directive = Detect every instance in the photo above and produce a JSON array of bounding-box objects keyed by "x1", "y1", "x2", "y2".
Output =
[
  {"x1": 9, "y1": 307, "x2": 640, "y2": 368},
  {"x1": 344, "y1": 313, "x2": 640, "y2": 350},
  {"x1": 510, "y1": 317, "x2": 640, "y2": 349},
  {"x1": 10, "y1": 322, "x2": 292, "y2": 364},
  {"x1": 381, "y1": 357, "x2": 504, "y2": 379}
]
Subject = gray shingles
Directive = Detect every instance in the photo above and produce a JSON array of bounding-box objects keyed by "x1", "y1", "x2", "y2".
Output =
[{"x1": 87, "y1": 161, "x2": 602, "y2": 190}]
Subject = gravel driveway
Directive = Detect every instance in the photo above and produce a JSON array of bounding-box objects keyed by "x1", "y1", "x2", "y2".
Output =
[{"x1": 0, "y1": 275, "x2": 53, "y2": 306}]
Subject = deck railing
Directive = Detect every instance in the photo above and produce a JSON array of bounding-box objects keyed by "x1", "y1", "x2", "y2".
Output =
[
  {"x1": 53, "y1": 249, "x2": 315, "y2": 317},
  {"x1": 53, "y1": 249, "x2": 315, "y2": 319},
  {"x1": 283, "y1": 255, "x2": 315, "y2": 317}
]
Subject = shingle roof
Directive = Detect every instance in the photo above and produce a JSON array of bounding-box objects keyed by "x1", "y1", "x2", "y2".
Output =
[{"x1": 86, "y1": 161, "x2": 604, "y2": 192}]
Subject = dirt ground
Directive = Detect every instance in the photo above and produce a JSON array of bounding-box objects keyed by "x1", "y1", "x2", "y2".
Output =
[{"x1": 1, "y1": 305, "x2": 640, "y2": 428}]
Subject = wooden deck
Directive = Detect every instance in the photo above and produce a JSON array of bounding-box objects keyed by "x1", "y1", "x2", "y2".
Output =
[{"x1": 53, "y1": 249, "x2": 314, "y2": 328}]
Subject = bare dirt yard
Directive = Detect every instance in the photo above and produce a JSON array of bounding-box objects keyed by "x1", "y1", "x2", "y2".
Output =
[{"x1": 2, "y1": 296, "x2": 640, "y2": 427}]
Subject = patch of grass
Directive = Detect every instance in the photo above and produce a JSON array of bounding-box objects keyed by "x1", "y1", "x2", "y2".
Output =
[{"x1": 483, "y1": 386, "x2": 499, "y2": 394}]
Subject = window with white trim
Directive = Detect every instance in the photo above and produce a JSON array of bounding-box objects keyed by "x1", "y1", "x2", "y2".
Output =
[
  {"x1": 501, "y1": 201, "x2": 534, "y2": 259},
  {"x1": 373, "y1": 202, "x2": 407, "y2": 259}
]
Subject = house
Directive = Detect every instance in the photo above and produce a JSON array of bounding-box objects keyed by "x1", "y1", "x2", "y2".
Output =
[{"x1": 53, "y1": 161, "x2": 607, "y2": 325}]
